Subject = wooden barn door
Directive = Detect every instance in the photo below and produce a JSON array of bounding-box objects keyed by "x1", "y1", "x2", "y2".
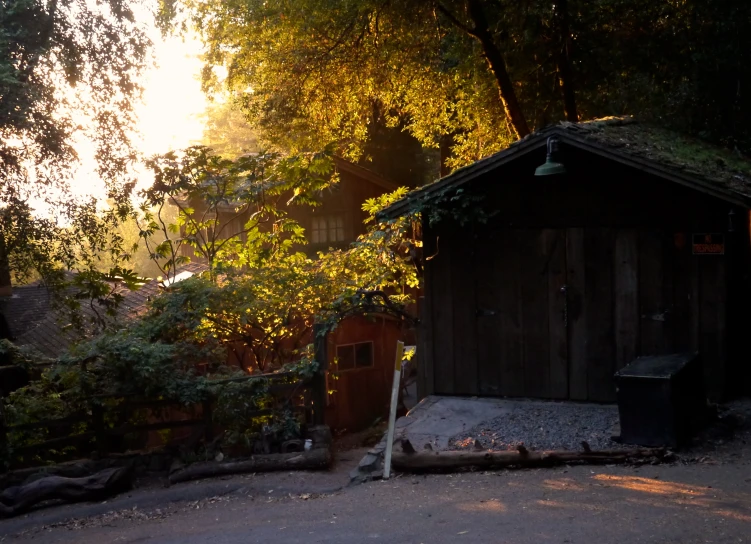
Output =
[
  {"x1": 565, "y1": 228, "x2": 623, "y2": 402},
  {"x1": 469, "y1": 226, "x2": 697, "y2": 402},
  {"x1": 475, "y1": 228, "x2": 569, "y2": 399},
  {"x1": 566, "y1": 228, "x2": 671, "y2": 402}
]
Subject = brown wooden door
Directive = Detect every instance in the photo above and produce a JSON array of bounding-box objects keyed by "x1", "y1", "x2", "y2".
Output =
[
  {"x1": 476, "y1": 227, "x2": 642, "y2": 402},
  {"x1": 566, "y1": 227, "x2": 620, "y2": 402},
  {"x1": 472, "y1": 227, "x2": 691, "y2": 402},
  {"x1": 475, "y1": 228, "x2": 569, "y2": 399}
]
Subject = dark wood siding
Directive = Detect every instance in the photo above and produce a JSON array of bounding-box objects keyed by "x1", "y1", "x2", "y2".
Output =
[
  {"x1": 547, "y1": 229, "x2": 569, "y2": 399},
  {"x1": 583, "y1": 227, "x2": 617, "y2": 402},
  {"x1": 475, "y1": 229, "x2": 503, "y2": 396},
  {"x1": 421, "y1": 147, "x2": 742, "y2": 401}
]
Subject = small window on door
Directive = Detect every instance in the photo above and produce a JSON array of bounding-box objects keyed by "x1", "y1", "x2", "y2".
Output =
[
  {"x1": 310, "y1": 215, "x2": 345, "y2": 244},
  {"x1": 335, "y1": 341, "x2": 374, "y2": 371}
]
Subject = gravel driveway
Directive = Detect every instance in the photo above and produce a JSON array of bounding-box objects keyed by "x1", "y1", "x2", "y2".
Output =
[{"x1": 449, "y1": 401, "x2": 626, "y2": 452}]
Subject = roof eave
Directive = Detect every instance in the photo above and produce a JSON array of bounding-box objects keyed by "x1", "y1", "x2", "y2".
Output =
[
  {"x1": 378, "y1": 126, "x2": 751, "y2": 220},
  {"x1": 378, "y1": 132, "x2": 551, "y2": 220},
  {"x1": 333, "y1": 157, "x2": 399, "y2": 192}
]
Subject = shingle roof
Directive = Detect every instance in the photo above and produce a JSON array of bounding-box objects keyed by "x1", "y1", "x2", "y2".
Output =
[
  {"x1": 5, "y1": 261, "x2": 209, "y2": 358},
  {"x1": 332, "y1": 157, "x2": 399, "y2": 191},
  {"x1": 1, "y1": 284, "x2": 53, "y2": 339},
  {"x1": 379, "y1": 117, "x2": 751, "y2": 219},
  {"x1": 557, "y1": 117, "x2": 751, "y2": 198}
]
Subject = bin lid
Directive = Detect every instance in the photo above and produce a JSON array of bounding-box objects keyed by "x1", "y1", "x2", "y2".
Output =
[{"x1": 615, "y1": 352, "x2": 699, "y2": 379}]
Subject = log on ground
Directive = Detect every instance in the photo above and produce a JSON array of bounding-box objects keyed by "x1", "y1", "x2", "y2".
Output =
[
  {"x1": 169, "y1": 447, "x2": 332, "y2": 485},
  {"x1": 0, "y1": 466, "x2": 133, "y2": 518},
  {"x1": 391, "y1": 447, "x2": 667, "y2": 472}
]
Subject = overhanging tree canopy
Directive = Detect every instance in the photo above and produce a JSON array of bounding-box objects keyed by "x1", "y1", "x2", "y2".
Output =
[
  {"x1": 170, "y1": 0, "x2": 751, "y2": 171},
  {"x1": 0, "y1": 0, "x2": 150, "y2": 285}
]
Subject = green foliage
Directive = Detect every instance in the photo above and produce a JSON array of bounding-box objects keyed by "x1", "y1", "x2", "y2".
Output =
[
  {"x1": 2, "y1": 171, "x2": 419, "y2": 465},
  {"x1": 200, "y1": 99, "x2": 260, "y2": 160},
  {"x1": 209, "y1": 377, "x2": 272, "y2": 447},
  {"x1": 0, "y1": 0, "x2": 149, "y2": 196},
  {"x1": 165, "y1": 0, "x2": 751, "y2": 172},
  {"x1": 0, "y1": 339, "x2": 51, "y2": 370},
  {"x1": 138, "y1": 145, "x2": 337, "y2": 282},
  {"x1": 0, "y1": 0, "x2": 153, "y2": 341},
  {"x1": 178, "y1": 0, "x2": 511, "y2": 168},
  {"x1": 314, "y1": 187, "x2": 421, "y2": 334},
  {"x1": 1, "y1": 327, "x2": 320, "y2": 465},
  {"x1": 281, "y1": 346, "x2": 321, "y2": 381}
]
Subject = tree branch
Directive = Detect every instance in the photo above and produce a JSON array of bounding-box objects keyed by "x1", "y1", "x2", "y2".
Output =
[{"x1": 434, "y1": 0, "x2": 530, "y2": 138}]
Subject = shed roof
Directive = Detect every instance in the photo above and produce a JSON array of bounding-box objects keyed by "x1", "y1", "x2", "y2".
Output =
[{"x1": 379, "y1": 117, "x2": 751, "y2": 219}]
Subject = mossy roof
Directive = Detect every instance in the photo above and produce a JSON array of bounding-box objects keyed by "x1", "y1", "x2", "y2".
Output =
[
  {"x1": 557, "y1": 116, "x2": 751, "y2": 198},
  {"x1": 380, "y1": 117, "x2": 751, "y2": 219}
]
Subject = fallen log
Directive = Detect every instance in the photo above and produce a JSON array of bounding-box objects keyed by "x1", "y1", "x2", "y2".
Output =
[
  {"x1": 391, "y1": 447, "x2": 667, "y2": 472},
  {"x1": 0, "y1": 466, "x2": 133, "y2": 518},
  {"x1": 169, "y1": 447, "x2": 332, "y2": 485}
]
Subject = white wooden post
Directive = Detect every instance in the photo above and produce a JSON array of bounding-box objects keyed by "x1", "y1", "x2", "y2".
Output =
[{"x1": 383, "y1": 340, "x2": 404, "y2": 480}]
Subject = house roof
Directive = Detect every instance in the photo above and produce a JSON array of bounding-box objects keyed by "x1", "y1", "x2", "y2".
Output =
[
  {"x1": 172, "y1": 156, "x2": 398, "y2": 212},
  {"x1": 5, "y1": 261, "x2": 209, "y2": 358},
  {"x1": 379, "y1": 117, "x2": 751, "y2": 219},
  {"x1": 332, "y1": 157, "x2": 399, "y2": 192}
]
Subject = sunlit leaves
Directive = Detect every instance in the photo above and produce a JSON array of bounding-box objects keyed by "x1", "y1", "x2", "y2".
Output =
[
  {"x1": 138, "y1": 145, "x2": 337, "y2": 281},
  {"x1": 132, "y1": 184, "x2": 419, "y2": 372}
]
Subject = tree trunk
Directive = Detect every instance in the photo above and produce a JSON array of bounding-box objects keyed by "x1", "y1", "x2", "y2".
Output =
[
  {"x1": 465, "y1": 0, "x2": 531, "y2": 138},
  {"x1": 168, "y1": 447, "x2": 332, "y2": 484},
  {"x1": 391, "y1": 447, "x2": 666, "y2": 472},
  {"x1": 0, "y1": 466, "x2": 133, "y2": 518},
  {"x1": 555, "y1": 0, "x2": 579, "y2": 122}
]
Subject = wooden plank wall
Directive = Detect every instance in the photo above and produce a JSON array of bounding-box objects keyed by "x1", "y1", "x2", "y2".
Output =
[
  {"x1": 566, "y1": 228, "x2": 587, "y2": 400},
  {"x1": 566, "y1": 227, "x2": 727, "y2": 402},
  {"x1": 430, "y1": 227, "x2": 456, "y2": 395},
  {"x1": 495, "y1": 229, "x2": 524, "y2": 397},
  {"x1": 418, "y1": 154, "x2": 740, "y2": 401},
  {"x1": 426, "y1": 225, "x2": 571, "y2": 400},
  {"x1": 614, "y1": 229, "x2": 639, "y2": 371},
  {"x1": 475, "y1": 229, "x2": 503, "y2": 396},
  {"x1": 547, "y1": 229, "x2": 569, "y2": 399},
  {"x1": 423, "y1": 222, "x2": 731, "y2": 402}
]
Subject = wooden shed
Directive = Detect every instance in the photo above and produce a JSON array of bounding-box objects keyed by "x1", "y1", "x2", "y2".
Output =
[
  {"x1": 381, "y1": 118, "x2": 751, "y2": 403},
  {"x1": 324, "y1": 314, "x2": 413, "y2": 432}
]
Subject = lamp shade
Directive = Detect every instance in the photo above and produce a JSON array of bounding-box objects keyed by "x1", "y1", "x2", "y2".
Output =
[{"x1": 535, "y1": 136, "x2": 567, "y2": 176}]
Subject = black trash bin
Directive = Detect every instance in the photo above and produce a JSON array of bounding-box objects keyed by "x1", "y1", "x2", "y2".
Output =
[{"x1": 614, "y1": 352, "x2": 706, "y2": 448}]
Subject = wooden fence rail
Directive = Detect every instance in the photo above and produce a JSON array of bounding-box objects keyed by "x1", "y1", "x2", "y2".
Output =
[{"x1": 1, "y1": 368, "x2": 323, "y2": 468}]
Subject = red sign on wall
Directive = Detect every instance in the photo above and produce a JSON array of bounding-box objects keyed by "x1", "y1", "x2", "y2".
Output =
[{"x1": 692, "y1": 233, "x2": 725, "y2": 255}]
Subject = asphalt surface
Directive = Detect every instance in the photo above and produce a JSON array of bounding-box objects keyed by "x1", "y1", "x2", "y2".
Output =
[{"x1": 2, "y1": 453, "x2": 750, "y2": 544}]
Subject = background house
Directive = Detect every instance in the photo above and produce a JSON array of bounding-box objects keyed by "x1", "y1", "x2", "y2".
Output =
[
  {"x1": 178, "y1": 156, "x2": 400, "y2": 257},
  {"x1": 381, "y1": 117, "x2": 751, "y2": 403},
  {"x1": 0, "y1": 262, "x2": 209, "y2": 360},
  {"x1": 177, "y1": 157, "x2": 416, "y2": 431}
]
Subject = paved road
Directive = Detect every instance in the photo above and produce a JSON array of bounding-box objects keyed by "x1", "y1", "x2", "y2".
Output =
[{"x1": 2, "y1": 456, "x2": 750, "y2": 544}]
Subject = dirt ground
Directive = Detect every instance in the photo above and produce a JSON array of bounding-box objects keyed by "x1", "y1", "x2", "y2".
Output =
[
  {"x1": 2, "y1": 449, "x2": 751, "y2": 544},
  {"x1": 1, "y1": 400, "x2": 750, "y2": 543}
]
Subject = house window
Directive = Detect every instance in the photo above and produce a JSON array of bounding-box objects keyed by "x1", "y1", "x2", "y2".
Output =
[
  {"x1": 311, "y1": 215, "x2": 345, "y2": 244},
  {"x1": 335, "y1": 341, "x2": 374, "y2": 371}
]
